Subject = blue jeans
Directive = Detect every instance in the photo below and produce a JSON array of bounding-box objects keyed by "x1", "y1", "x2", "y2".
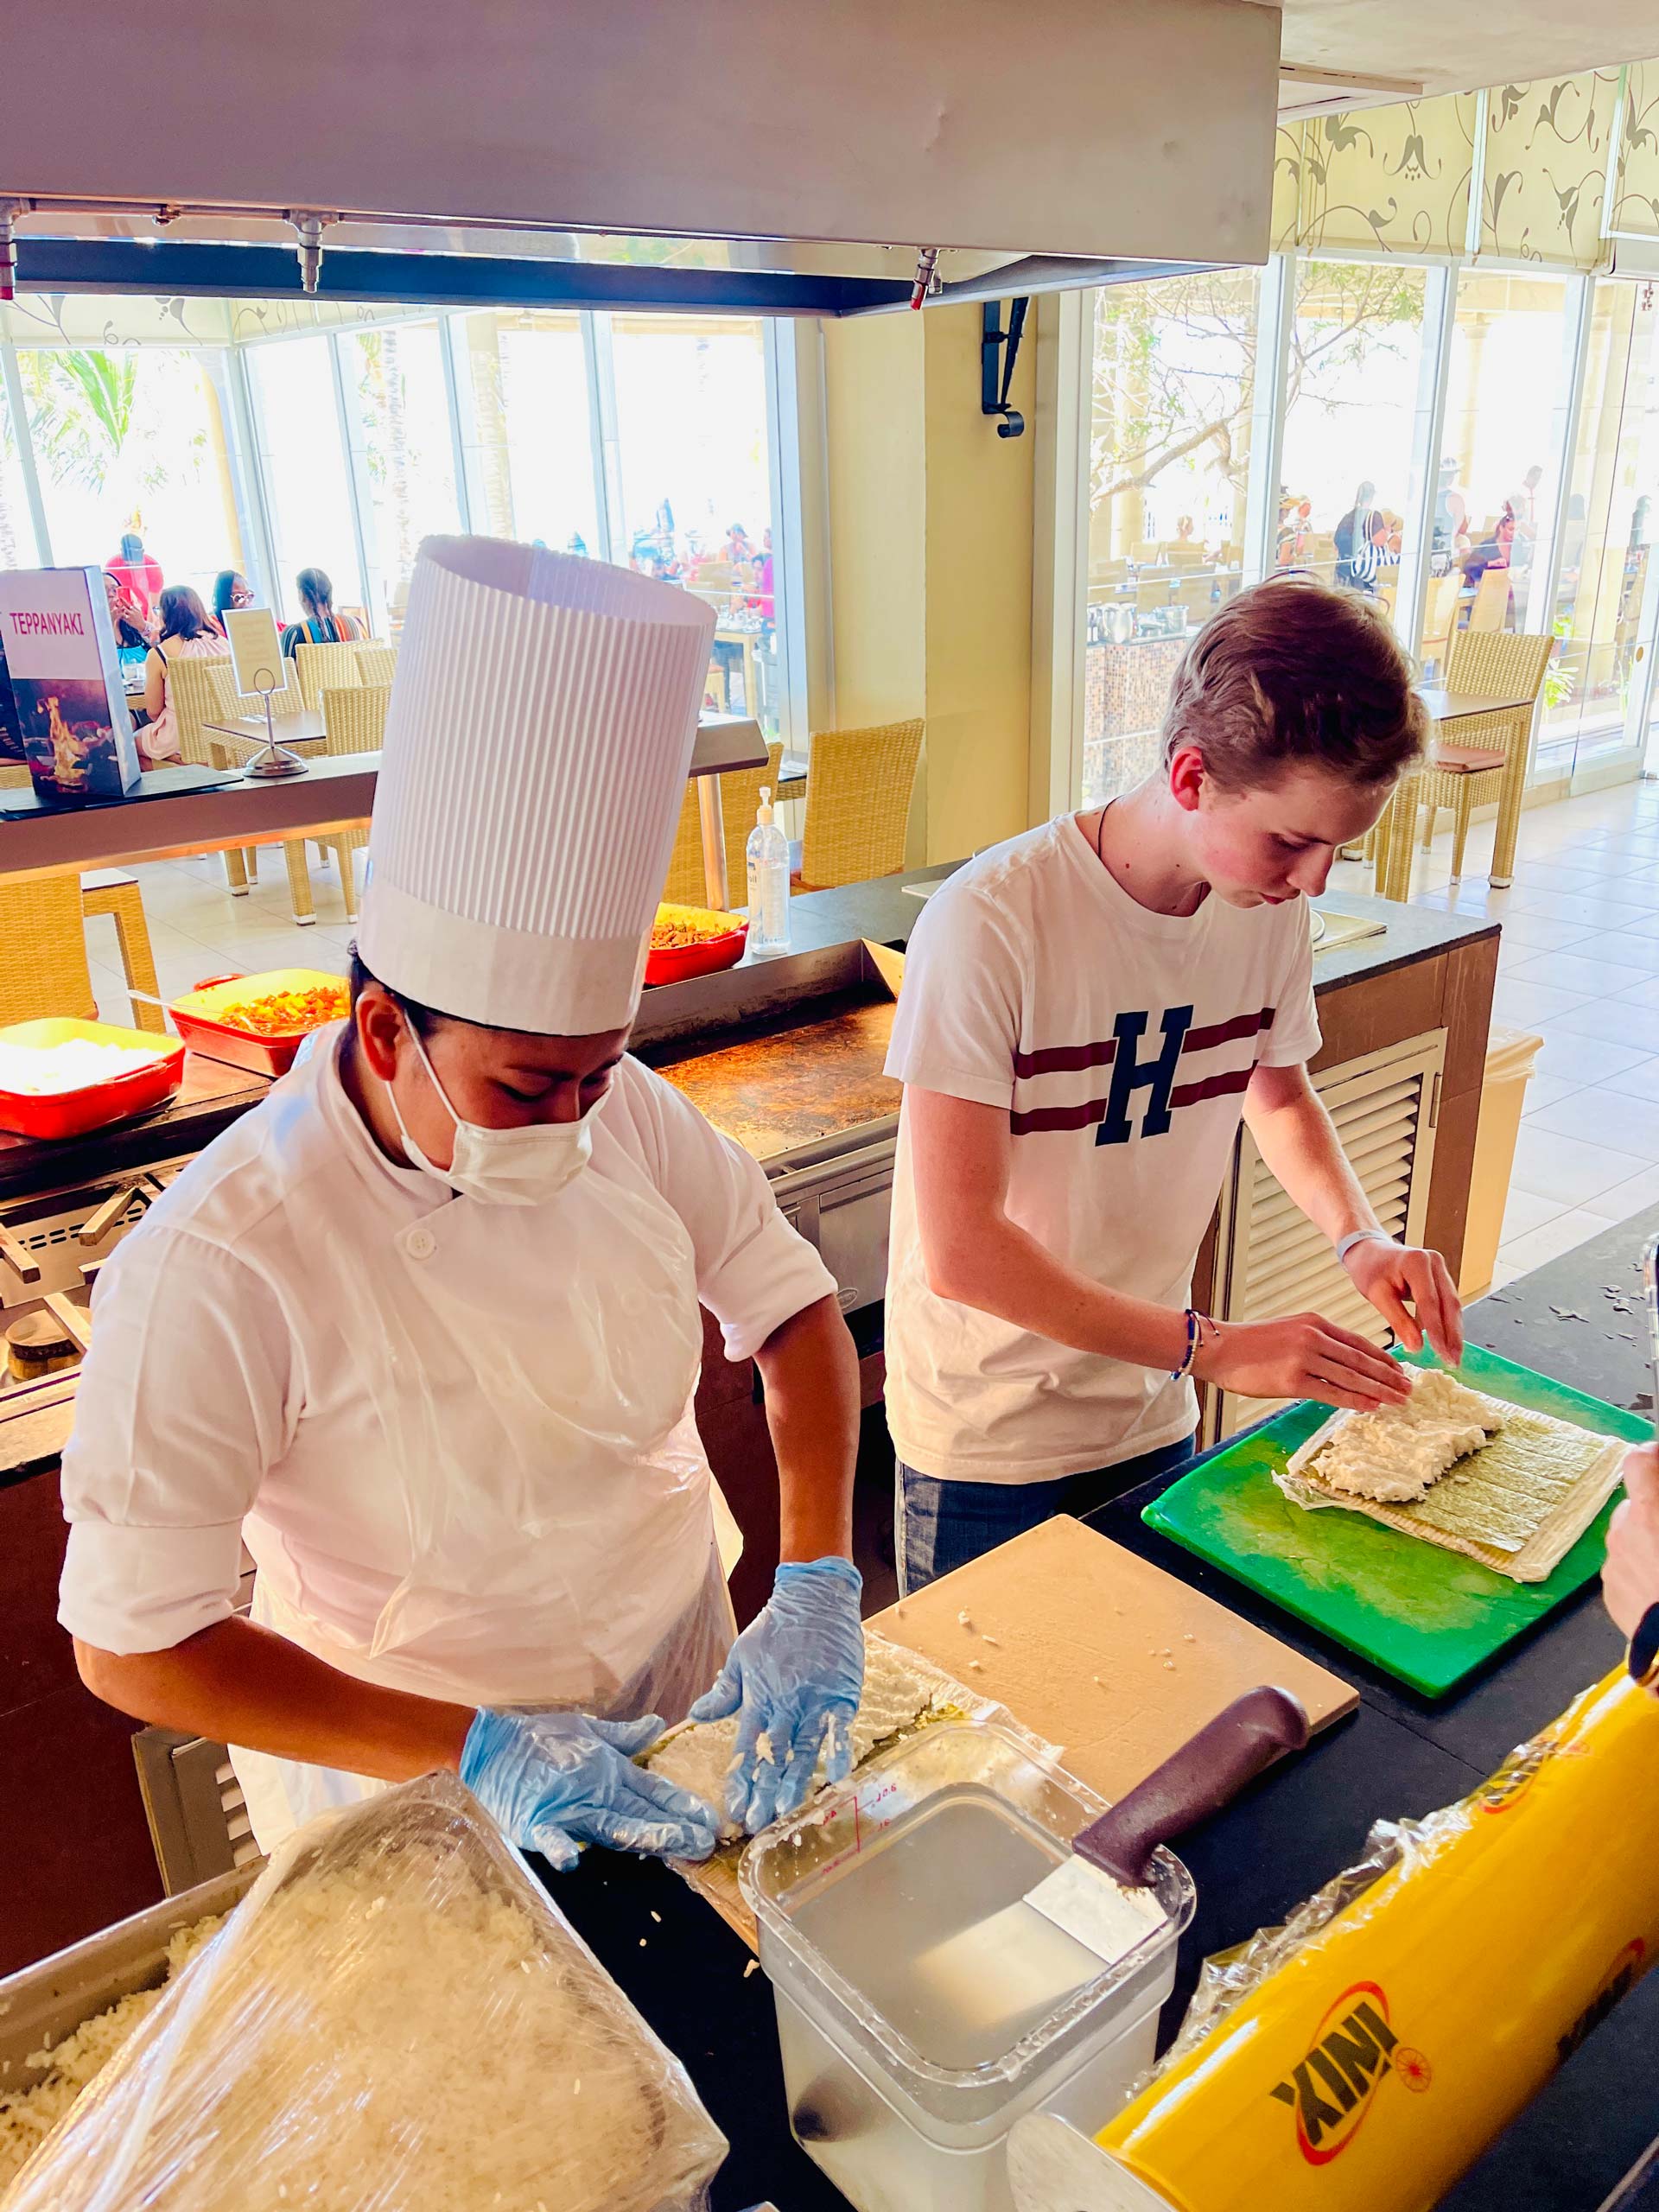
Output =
[{"x1": 895, "y1": 1433, "x2": 1197, "y2": 1595}]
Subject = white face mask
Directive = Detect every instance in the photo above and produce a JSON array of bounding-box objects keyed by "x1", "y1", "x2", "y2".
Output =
[{"x1": 385, "y1": 1020, "x2": 597, "y2": 1206}]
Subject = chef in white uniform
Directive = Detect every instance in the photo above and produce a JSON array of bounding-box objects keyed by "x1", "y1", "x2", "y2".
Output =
[{"x1": 60, "y1": 538, "x2": 865, "y2": 1865}]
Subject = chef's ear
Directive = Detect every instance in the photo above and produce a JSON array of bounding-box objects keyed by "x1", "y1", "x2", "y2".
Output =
[
  {"x1": 1167, "y1": 744, "x2": 1208, "y2": 814},
  {"x1": 353, "y1": 981, "x2": 407, "y2": 1081}
]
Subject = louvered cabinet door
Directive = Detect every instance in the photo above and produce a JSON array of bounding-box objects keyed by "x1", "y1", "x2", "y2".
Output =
[{"x1": 1204, "y1": 1029, "x2": 1447, "y2": 1446}]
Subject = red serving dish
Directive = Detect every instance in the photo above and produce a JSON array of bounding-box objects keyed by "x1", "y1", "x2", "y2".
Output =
[
  {"x1": 168, "y1": 969, "x2": 350, "y2": 1077},
  {"x1": 644, "y1": 906, "x2": 749, "y2": 988},
  {"x1": 0, "y1": 1018, "x2": 185, "y2": 1141}
]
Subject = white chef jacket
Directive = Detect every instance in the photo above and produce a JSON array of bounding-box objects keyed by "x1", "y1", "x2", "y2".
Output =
[{"x1": 59, "y1": 1024, "x2": 834, "y2": 1718}]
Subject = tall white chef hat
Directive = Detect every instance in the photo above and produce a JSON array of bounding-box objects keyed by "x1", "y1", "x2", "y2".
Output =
[{"x1": 357, "y1": 536, "x2": 715, "y2": 1033}]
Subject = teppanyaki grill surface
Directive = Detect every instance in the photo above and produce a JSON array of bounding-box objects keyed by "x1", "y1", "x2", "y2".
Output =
[{"x1": 650, "y1": 993, "x2": 899, "y2": 1163}]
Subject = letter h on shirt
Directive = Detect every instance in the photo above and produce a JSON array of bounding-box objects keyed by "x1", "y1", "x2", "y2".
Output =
[{"x1": 1096, "y1": 1007, "x2": 1193, "y2": 1146}]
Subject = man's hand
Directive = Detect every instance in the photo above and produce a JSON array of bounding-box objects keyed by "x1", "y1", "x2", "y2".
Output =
[
  {"x1": 1604, "y1": 1444, "x2": 1659, "y2": 1659},
  {"x1": 1342, "y1": 1236, "x2": 1464, "y2": 1365},
  {"x1": 1192, "y1": 1313, "x2": 1411, "y2": 1414}
]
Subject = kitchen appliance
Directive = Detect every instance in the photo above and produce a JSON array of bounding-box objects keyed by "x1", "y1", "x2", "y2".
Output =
[
  {"x1": 0, "y1": 1158, "x2": 189, "y2": 1421},
  {"x1": 1143, "y1": 1343, "x2": 1649, "y2": 1697},
  {"x1": 739, "y1": 1720, "x2": 1196, "y2": 2212}
]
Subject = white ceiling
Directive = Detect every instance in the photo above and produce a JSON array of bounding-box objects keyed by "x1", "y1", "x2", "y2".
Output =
[{"x1": 1278, "y1": 0, "x2": 1659, "y2": 99}]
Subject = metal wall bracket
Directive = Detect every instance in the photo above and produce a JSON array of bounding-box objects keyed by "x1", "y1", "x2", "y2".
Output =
[{"x1": 981, "y1": 297, "x2": 1029, "y2": 437}]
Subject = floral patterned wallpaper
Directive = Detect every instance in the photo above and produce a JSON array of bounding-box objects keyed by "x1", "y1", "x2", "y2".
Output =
[
  {"x1": 1608, "y1": 59, "x2": 1659, "y2": 239},
  {"x1": 1479, "y1": 71, "x2": 1621, "y2": 264},
  {"x1": 1275, "y1": 64, "x2": 1659, "y2": 270},
  {"x1": 1275, "y1": 96, "x2": 1478, "y2": 257}
]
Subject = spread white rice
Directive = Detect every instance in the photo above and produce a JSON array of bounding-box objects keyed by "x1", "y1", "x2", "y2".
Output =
[
  {"x1": 0, "y1": 1041, "x2": 164, "y2": 1096},
  {"x1": 0, "y1": 1914, "x2": 222, "y2": 2190}
]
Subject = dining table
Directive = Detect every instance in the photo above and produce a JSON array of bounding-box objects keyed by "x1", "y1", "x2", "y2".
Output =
[{"x1": 1372, "y1": 683, "x2": 1537, "y2": 903}]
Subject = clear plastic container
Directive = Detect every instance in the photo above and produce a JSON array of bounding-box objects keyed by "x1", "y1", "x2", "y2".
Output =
[{"x1": 739, "y1": 1722, "x2": 1195, "y2": 2212}]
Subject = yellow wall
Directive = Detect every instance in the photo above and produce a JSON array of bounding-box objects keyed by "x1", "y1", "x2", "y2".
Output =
[{"x1": 821, "y1": 302, "x2": 1036, "y2": 864}]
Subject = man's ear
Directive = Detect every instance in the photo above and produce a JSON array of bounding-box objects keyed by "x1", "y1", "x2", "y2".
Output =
[
  {"x1": 355, "y1": 985, "x2": 404, "y2": 1082},
  {"x1": 1167, "y1": 743, "x2": 1206, "y2": 816}
]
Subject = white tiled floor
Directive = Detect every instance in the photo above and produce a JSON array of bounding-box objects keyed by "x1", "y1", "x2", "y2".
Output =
[
  {"x1": 91, "y1": 779, "x2": 1659, "y2": 1293},
  {"x1": 1325, "y1": 775, "x2": 1659, "y2": 1292},
  {"x1": 86, "y1": 844, "x2": 358, "y2": 1027}
]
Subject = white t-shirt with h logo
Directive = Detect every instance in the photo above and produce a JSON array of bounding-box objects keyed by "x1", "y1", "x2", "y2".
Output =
[{"x1": 884, "y1": 815, "x2": 1322, "y2": 1484}]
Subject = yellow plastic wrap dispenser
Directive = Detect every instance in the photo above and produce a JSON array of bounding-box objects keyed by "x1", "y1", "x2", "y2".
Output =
[{"x1": 1009, "y1": 1665, "x2": 1659, "y2": 2212}]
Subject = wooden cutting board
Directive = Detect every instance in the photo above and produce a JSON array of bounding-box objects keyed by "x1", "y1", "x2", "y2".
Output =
[{"x1": 867, "y1": 1514, "x2": 1356, "y2": 1802}]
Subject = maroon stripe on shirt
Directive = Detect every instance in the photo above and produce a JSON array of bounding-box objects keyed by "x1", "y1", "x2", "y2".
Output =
[
  {"x1": 1167, "y1": 1066, "x2": 1255, "y2": 1110},
  {"x1": 1181, "y1": 1007, "x2": 1275, "y2": 1054},
  {"x1": 1008, "y1": 1096, "x2": 1112, "y2": 1135},
  {"x1": 1012, "y1": 1038, "x2": 1119, "y2": 1079}
]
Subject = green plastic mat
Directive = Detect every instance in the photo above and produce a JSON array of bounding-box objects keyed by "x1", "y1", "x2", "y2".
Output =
[{"x1": 1141, "y1": 1344, "x2": 1648, "y2": 1699}]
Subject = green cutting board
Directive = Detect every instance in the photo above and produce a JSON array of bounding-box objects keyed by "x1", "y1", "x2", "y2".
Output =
[{"x1": 1141, "y1": 1344, "x2": 1649, "y2": 1699}]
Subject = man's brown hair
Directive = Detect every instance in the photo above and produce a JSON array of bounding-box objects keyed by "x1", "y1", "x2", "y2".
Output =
[{"x1": 1160, "y1": 575, "x2": 1427, "y2": 792}]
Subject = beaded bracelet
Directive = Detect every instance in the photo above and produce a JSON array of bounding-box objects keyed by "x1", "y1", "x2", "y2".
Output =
[{"x1": 1172, "y1": 1306, "x2": 1213, "y2": 1381}]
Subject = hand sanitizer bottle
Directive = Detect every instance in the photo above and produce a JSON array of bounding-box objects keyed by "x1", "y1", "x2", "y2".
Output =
[{"x1": 745, "y1": 785, "x2": 791, "y2": 957}]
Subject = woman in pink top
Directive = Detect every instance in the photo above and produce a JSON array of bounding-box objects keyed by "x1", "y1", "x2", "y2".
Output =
[{"x1": 141, "y1": 586, "x2": 230, "y2": 764}]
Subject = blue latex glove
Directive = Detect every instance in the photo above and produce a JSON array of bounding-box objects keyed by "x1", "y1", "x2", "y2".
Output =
[
  {"x1": 686, "y1": 1556, "x2": 864, "y2": 1834},
  {"x1": 459, "y1": 1708, "x2": 718, "y2": 1870}
]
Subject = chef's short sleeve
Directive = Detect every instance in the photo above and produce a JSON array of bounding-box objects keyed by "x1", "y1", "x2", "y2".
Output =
[
  {"x1": 884, "y1": 880, "x2": 1025, "y2": 1109},
  {"x1": 58, "y1": 1227, "x2": 295, "y2": 1656},
  {"x1": 613, "y1": 1060, "x2": 837, "y2": 1363},
  {"x1": 1256, "y1": 901, "x2": 1323, "y2": 1069}
]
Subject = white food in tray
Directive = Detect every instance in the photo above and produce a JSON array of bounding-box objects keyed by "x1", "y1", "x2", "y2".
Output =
[
  {"x1": 1296, "y1": 1369, "x2": 1506, "y2": 1502},
  {"x1": 0, "y1": 1040, "x2": 164, "y2": 1096}
]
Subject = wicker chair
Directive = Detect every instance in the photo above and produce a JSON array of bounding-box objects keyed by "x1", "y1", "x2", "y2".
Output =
[
  {"x1": 1467, "y1": 567, "x2": 1513, "y2": 633},
  {"x1": 0, "y1": 871, "x2": 166, "y2": 1033},
  {"x1": 353, "y1": 643, "x2": 397, "y2": 688},
  {"x1": 662, "y1": 746, "x2": 783, "y2": 908},
  {"x1": 162, "y1": 657, "x2": 266, "y2": 893},
  {"x1": 1411, "y1": 629, "x2": 1554, "y2": 886},
  {"x1": 798, "y1": 719, "x2": 925, "y2": 891},
  {"x1": 314, "y1": 686, "x2": 387, "y2": 925},
  {"x1": 293, "y1": 641, "x2": 363, "y2": 711}
]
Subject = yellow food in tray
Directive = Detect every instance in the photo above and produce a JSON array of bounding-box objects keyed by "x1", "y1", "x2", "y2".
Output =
[{"x1": 650, "y1": 903, "x2": 744, "y2": 950}]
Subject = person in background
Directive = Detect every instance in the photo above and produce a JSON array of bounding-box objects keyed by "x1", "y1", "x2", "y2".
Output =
[
  {"x1": 1505, "y1": 463, "x2": 1544, "y2": 567},
  {"x1": 213, "y1": 570, "x2": 256, "y2": 632},
  {"x1": 1432, "y1": 458, "x2": 1470, "y2": 568},
  {"x1": 140, "y1": 584, "x2": 231, "y2": 765},
  {"x1": 1349, "y1": 509, "x2": 1402, "y2": 595},
  {"x1": 1603, "y1": 1443, "x2": 1659, "y2": 1679},
  {"x1": 281, "y1": 567, "x2": 362, "y2": 658},
  {"x1": 106, "y1": 530, "x2": 164, "y2": 618},
  {"x1": 1173, "y1": 515, "x2": 1197, "y2": 545},
  {"x1": 1333, "y1": 482, "x2": 1377, "y2": 588},
  {"x1": 103, "y1": 570, "x2": 154, "y2": 652}
]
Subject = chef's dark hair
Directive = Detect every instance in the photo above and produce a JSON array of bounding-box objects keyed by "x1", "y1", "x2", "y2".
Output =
[{"x1": 347, "y1": 950, "x2": 449, "y2": 1038}]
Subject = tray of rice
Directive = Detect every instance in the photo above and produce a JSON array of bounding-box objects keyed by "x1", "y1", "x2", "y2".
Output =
[
  {"x1": 0, "y1": 1019, "x2": 184, "y2": 1141},
  {"x1": 0, "y1": 1775, "x2": 726, "y2": 2212}
]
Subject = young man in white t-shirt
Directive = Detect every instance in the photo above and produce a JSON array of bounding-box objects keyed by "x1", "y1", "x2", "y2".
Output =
[{"x1": 884, "y1": 575, "x2": 1464, "y2": 1589}]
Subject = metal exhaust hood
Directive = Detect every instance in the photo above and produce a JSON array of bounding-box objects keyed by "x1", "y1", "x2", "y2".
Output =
[{"x1": 1, "y1": 0, "x2": 1284, "y2": 314}]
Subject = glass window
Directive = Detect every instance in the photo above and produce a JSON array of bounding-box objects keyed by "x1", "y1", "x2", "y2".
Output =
[
  {"x1": 1277, "y1": 260, "x2": 1429, "y2": 636},
  {"x1": 347, "y1": 320, "x2": 462, "y2": 632},
  {"x1": 493, "y1": 312, "x2": 601, "y2": 554},
  {"x1": 0, "y1": 371, "x2": 35, "y2": 568},
  {"x1": 607, "y1": 314, "x2": 779, "y2": 732},
  {"x1": 13, "y1": 346, "x2": 244, "y2": 604},
  {"x1": 245, "y1": 334, "x2": 362, "y2": 626},
  {"x1": 1537, "y1": 283, "x2": 1659, "y2": 779},
  {"x1": 1084, "y1": 268, "x2": 1260, "y2": 807},
  {"x1": 1441, "y1": 270, "x2": 1573, "y2": 644}
]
